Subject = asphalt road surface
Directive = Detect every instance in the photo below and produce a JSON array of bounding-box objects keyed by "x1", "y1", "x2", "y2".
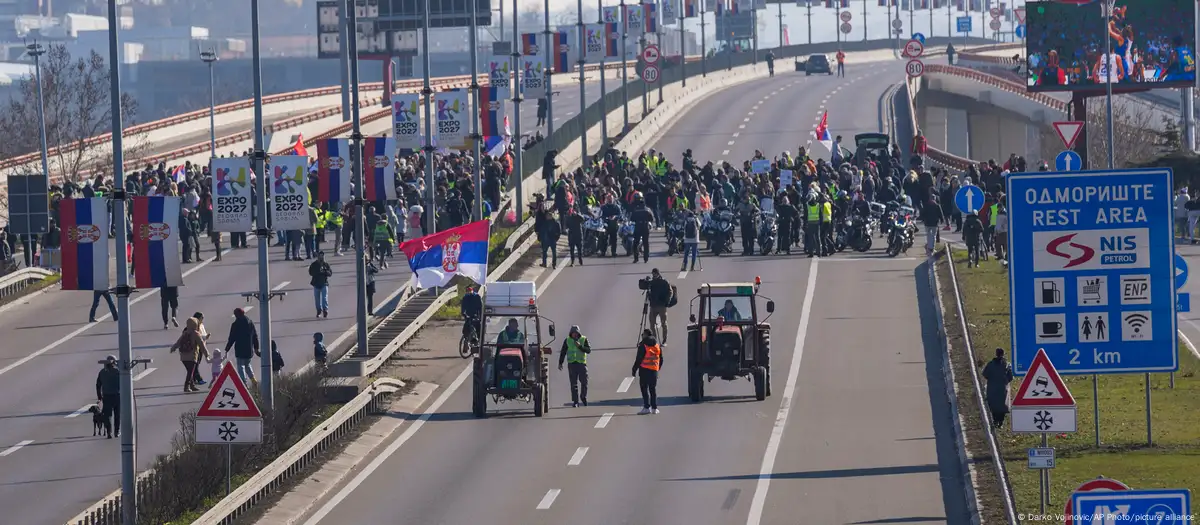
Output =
[{"x1": 297, "y1": 63, "x2": 972, "y2": 525}]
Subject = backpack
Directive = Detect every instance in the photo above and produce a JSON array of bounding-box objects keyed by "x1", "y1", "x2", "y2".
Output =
[
  {"x1": 684, "y1": 220, "x2": 698, "y2": 238},
  {"x1": 666, "y1": 285, "x2": 679, "y2": 308}
]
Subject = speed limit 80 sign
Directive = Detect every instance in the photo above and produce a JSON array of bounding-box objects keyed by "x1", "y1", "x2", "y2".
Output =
[{"x1": 906, "y1": 59, "x2": 924, "y2": 78}]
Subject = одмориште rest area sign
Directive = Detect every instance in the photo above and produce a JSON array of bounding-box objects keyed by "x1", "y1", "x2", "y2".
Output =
[{"x1": 1006, "y1": 168, "x2": 1179, "y2": 376}]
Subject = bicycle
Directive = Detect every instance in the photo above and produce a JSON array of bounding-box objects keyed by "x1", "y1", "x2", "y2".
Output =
[{"x1": 460, "y1": 315, "x2": 481, "y2": 359}]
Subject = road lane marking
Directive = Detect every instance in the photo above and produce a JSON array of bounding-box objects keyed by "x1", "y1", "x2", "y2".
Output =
[
  {"x1": 721, "y1": 149, "x2": 730, "y2": 156},
  {"x1": 300, "y1": 369, "x2": 462, "y2": 525},
  {"x1": 0, "y1": 248, "x2": 231, "y2": 377},
  {"x1": 65, "y1": 405, "x2": 92, "y2": 418},
  {"x1": 738, "y1": 124, "x2": 746, "y2": 129},
  {"x1": 567, "y1": 447, "x2": 588, "y2": 466},
  {"x1": 617, "y1": 376, "x2": 634, "y2": 393},
  {"x1": 732, "y1": 132, "x2": 740, "y2": 138},
  {"x1": 728, "y1": 140, "x2": 735, "y2": 146},
  {"x1": 536, "y1": 489, "x2": 561, "y2": 509},
  {"x1": 132, "y1": 368, "x2": 157, "y2": 382},
  {"x1": 678, "y1": 270, "x2": 689, "y2": 279},
  {"x1": 743, "y1": 117, "x2": 750, "y2": 122},
  {"x1": 272, "y1": 281, "x2": 291, "y2": 291},
  {"x1": 746, "y1": 258, "x2": 818, "y2": 525},
  {"x1": 595, "y1": 412, "x2": 614, "y2": 428},
  {"x1": 748, "y1": 111, "x2": 754, "y2": 115},
  {"x1": 0, "y1": 440, "x2": 33, "y2": 457}
]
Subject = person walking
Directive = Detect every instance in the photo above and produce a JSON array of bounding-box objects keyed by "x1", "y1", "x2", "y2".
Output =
[
  {"x1": 169, "y1": 317, "x2": 209, "y2": 393},
  {"x1": 270, "y1": 340, "x2": 285, "y2": 376},
  {"x1": 982, "y1": 348, "x2": 1014, "y2": 429},
  {"x1": 309, "y1": 251, "x2": 333, "y2": 318},
  {"x1": 632, "y1": 329, "x2": 662, "y2": 415},
  {"x1": 95, "y1": 355, "x2": 121, "y2": 438},
  {"x1": 160, "y1": 285, "x2": 180, "y2": 329},
  {"x1": 89, "y1": 289, "x2": 117, "y2": 322},
  {"x1": 680, "y1": 210, "x2": 700, "y2": 271},
  {"x1": 224, "y1": 308, "x2": 261, "y2": 387},
  {"x1": 191, "y1": 311, "x2": 210, "y2": 385},
  {"x1": 558, "y1": 325, "x2": 592, "y2": 407}
]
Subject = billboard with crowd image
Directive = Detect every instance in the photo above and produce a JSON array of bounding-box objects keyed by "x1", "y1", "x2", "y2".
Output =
[{"x1": 1024, "y1": 0, "x2": 1196, "y2": 92}]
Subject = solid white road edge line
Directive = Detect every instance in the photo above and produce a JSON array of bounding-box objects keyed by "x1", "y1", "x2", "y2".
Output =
[
  {"x1": 0, "y1": 440, "x2": 33, "y2": 457},
  {"x1": 567, "y1": 447, "x2": 588, "y2": 466},
  {"x1": 132, "y1": 368, "x2": 157, "y2": 382},
  {"x1": 65, "y1": 405, "x2": 91, "y2": 418},
  {"x1": 617, "y1": 376, "x2": 634, "y2": 393},
  {"x1": 0, "y1": 248, "x2": 232, "y2": 377},
  {"x1": 595, "y1": 412, "x2": 614, "y2": 429},
  {"x1": 300, "y1": 369, "x2": 461, "y2": 525},
  {"x1": 745, "y1": 258, "x2": 818, "y2": 525},
  {"x1": 536, "y1": 489, "x2": 561, "y2": 509}
]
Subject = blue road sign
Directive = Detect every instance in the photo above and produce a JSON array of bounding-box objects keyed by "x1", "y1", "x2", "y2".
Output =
[
  {"x1": 1007, "y1": 168, "x2": 1179, "y2": 375},
  {"x1": 1072, "y1": 489, "x2": 1191, "y2": 525},
  {"x1": 1177, "y1": 292, "x2": 1190, "y2": 312},
  {"x1": 956, "y1": 16, "x2": 972, "y2": 33},
  {"x1": 956, "y1": 185, "x2": 985, "y2": 214},
  {"x1": 1056, "y1": 150, "x2": 1083, "y2": 172},
  {"x1": 1015, "y1": 24, "x2": 1026, "y2": 39},
  {"x1": 1175, "y1": 254, "x2": 1188, "y2": 289},
  {"x1": 911, "y1": 32, "x2": 926, "y2": 44}
]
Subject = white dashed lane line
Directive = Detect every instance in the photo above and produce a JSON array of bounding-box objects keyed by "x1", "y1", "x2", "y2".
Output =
[
  {"x1": 568, "y1": 447, "x2": 589, "y2": 466},
  {"x1": 65, "y1": 405, "x2": 91, "y2": 419},
  {"x1": 721, "y1": 149, "x2": 730, "y2": 156},
  {"x1": 617, "y1": 376, "x2": 634, "y2": 392},
  {"x1": 537, "y1": 489, "x2": 561, "y2": 509},
  {"x1": 0, "y1": 440, "x2": 33, "y2": 457},
  {"x1": 595, "y1": 412, "x2": 614, "y2": 429},
  {"x1": 132, "y1": 367, "x2": 157, "y2": 382},
  {"x1": 728, "y1": 140, "x2": 736, "y2": 146}
]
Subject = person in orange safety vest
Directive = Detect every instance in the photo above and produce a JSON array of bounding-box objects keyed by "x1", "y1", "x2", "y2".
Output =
[{"x1": 632, "y1": 329, "x2": 662, "y2": 415}]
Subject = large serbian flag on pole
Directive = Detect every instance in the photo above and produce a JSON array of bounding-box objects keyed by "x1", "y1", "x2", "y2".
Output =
[
  {"x1": 399, "y1": 219, "x2": 490, "y2": 289},
  {"x1": 59, "y1": 198, "x2": 110, "y2": 291},
  {"x1": 316, "y1": 138, "x2": 353, "y2": 204},
  {"x1": 362, "y1": 136, "x2": 397, "y2": 202},
  {"x1": 132, "y1": 196, "x2": 184, "y2": 288}
]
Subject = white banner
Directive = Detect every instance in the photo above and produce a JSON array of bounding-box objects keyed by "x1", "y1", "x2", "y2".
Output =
[
  {"x1": 268, "y1": 155, "x2": 310, "y2": 231},
  {"x1": 585, "y1": 24, "x2": 607, "y2": 62},
  {"x1": 523, "y1": 57, "x2": 545, "y2": 91},
  {"x1": 435, "y1": 89, "x2": 468, "y2": 147},
  {"x1": 392, "y1": 93, "x2": 421, "y2": 151},
  {"x1": 624, "y1": 4, "x2": 645, "y2": 33},
  {"x1": 489, "y1": 57, "x2": 512, "y2": 89},
  {"x1": 210, "y1": 157, "x2": 253, "y2": 232},
  {"x1": 602, "y1": 6, "x2": 621, "y2": 23},
  {"x1": 662, "y1": 0, "x2": 678, "y2": 22}
]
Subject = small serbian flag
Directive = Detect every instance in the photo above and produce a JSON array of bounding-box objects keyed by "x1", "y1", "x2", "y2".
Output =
[
  {"x1": 170, "y1": 165, "x2": 187, "y2": 184},
  {"x1": 521, "y1": 33, "x2": 540, "y2": 56},
  {"x1": 316, "y1": 138, "x2": 352, "y2": 204},
  {"x1": 59, "y1": 198, "x2": 110, "y2": 291},
  {"x1": 645, "y1": 2, "x2": 658, "y2": 32},
  {"x1": 293, "y1": 134, "x2": 308, "y2": 157},
  {"x1": 815, "y1": 111, "x2": 832, "y2": 150},
  {"x1": 362, "y1": 136, "x2": 397, "y2": 202},
  {"x1": 132, "y1": 196, "x2": 183, "y2": 289},
  {"x1": 479, "y1": 87, "x2": 507, "y2": 137},
  {"x1": 684, "y1": 0, "x2": 697, "y2": 17},
  {"x1": 604, "y1": 23, "x2": 620, "y2": 57},
  {"x1": 399, "y1": 219, "x2": 490, "y2": 289},
  {"x1": 552, "y1": 32, "x2": 571, "y2": 73}
]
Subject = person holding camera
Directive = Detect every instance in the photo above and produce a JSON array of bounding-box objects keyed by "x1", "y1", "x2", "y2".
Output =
[{"x1": 643, "y1": 269, "x2": 675, "y2": 343}]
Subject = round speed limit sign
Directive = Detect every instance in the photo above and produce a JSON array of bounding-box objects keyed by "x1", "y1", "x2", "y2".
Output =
[
  {"x1": 906, "y1": 59, "x2": 924, "y2": 78},
  {"x1": 642, "y1": 64, "x2": 660, "y2": 83}
]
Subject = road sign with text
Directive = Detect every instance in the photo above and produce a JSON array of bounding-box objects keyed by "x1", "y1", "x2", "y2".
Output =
[
  {"x1": 905, "y1": 59, "x2": 924, "y2": 78},
  {"x1": 1072, "y1": 489, "x2": 1192, "y2": 525}
]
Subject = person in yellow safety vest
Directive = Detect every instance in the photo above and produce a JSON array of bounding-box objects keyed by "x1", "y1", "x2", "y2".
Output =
[
  {"x1": 371, "y1": 215, "x2": 393, "y2": 269},
  {"x1": 558, "y1": 325, "x2": 591, "y2": 407},
  {"x1": 819, "y1": 194, "x2": 834, "y2": 257},
  {"x1": 632, "y1": 328, "x2": 662, "y2": 415},
  {"x1": 325, "y1": 209, "x2": 343, "y2": 256},
  {"x1": 668, "y1": 190, "x2": 689, "y2": 212},
  {"x1": 804, "y1": 196, "x2": 822, "y2": 257},
  {"x1": 314, "y1": 210, "x2": 327, "y2": 253}
]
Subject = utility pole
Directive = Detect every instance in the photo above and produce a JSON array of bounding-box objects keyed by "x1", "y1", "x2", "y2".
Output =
[
  {"x1": 250, "y1": 0, "x2": 275, "y2": 408},
  {"x1": 544, "y1": 0, "x2": 555, "y2": 143},
  {"x1": 422, "y1": 0, "x2": 437, "y2": 234},
  {"x1": 620, "y1": 0, "x2": 630, "y2": 131},
  {"x1": 26, "y1": 42, "x2": 49, "y2": 184},
  {"x1": 512, "y1": 0, "x2": 525, "y2": 219},
  {"x1": 347, "y1": 0, "x2": 370, "y2": 357},
  {"x1": 776, "y1": 2, "x2": 784, "y2": 50},
  {"x1": 700, "y1": 8, "x2": 707, "y2": 76},
  {"x1": 577, "y1": 0, "x2": 589, "y2": 163},
  {"x1": 680, "y1": 2, "x2": 687, "y2": 87},
  {"x1": 598, "y1": 0, "x2": 609, "y2": 146},
  {"x1": 656, "y1": 5, "x2": 663, "y2": 105},
  {"x1": 470, "y1": 0, "x2": 484, "y2": 220},
  {"x1": 338, "y1": 0, "x2": 351, "y2": 121},
  {"x1": 200, "y1": 46, "x2": 219, "y2": 156}
]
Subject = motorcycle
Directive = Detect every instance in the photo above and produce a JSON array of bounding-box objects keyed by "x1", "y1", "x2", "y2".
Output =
[
  {"x1": 619, "y1": 219, "x2": 636, "y2": 256},
  {"x1": 581, "y1": 209, "x2": 608, "y2": 256},
  {"x1": 707, "y1": 207, "x2": 736, "y2": 255},
  {"x1": 886, "y1": 207, "x2": 916, "y2": 257},
  {"x1": 845, "y1": 215, "x2": 875, "y2": 253},
  {"x1": 757, "y1": 211, "x2": 777, "y2": 255},
  {"x1": 666, "y1": 213, "x2": 687, "y2": 256}
]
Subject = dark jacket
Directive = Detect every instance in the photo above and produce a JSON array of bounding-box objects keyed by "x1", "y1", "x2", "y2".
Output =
[
  {"x1": 632, "y1": 336, "x2": 663, "y2": 374},
  {"x1": 96, "y1": 365, "x2": 120, "y2": 398},
  {"x1": 461, "y1": 292, "x2": 483, "y2": 318},
  {"x1": 309, "y1": 260, "x2": 333, "y2": 287},
  {"x1": 647, "y1": 276, "x2": 672, "y2": 308},
  {"x1": 921, "y1": 200, "x2": 944, "y2": 228},
  {"x1": 225, "y1": 314, "x2": 261, "y2": 359},
  {"x1": 982, "y1": 357, "x2": 1014, "y2": 416},
  {"x1": 962, "y1": 213, "x2": 984, "y2": 245}
]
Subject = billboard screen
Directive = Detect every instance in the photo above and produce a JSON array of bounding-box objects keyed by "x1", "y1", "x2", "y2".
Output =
[{"x1": 1024, "y1": 0, "x2": 1196, "y2": 92}]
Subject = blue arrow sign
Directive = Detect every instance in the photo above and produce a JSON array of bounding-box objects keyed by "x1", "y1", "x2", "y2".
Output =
[
  {"x1": 911, "y1": 32, "x2": 926, "y2": 44},
  {"x1": 1006, "y1": 168, "x2": 1180, "y2": 375},
  {"x1": 1055, "y1": 150, "x2": 1082, "y2": 171},
  {"x1": 1072, "y1": 489, "x2": 1191, "y2": 525},
  {"x1": 956, "y1": 16, "x2": 972, "y2": 33},
  {"x1": 1015, "y1": 25, "x2": 1025, "y2": 39},
  {"x1": 955, "y1": 185, "x2": 985, "y2": 214},
  {"x1": 1176, "y1": 254, "x2": 1188, "y2": 289}
]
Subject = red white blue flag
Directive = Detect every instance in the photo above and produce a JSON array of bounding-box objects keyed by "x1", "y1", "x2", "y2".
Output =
[
  {"x1": 814, "y1": 110, "x2": 832, "y2": 150},
  {"x1": 684, "y1": 0, "x2": 697, "y2": 17},
  {"x1": 59, "y1": 198, "x2": 109, "y2": 291},
  {"x1": 399, "y1": 219, "x2": 491, "y2": 289},
  {"x1": 605, "y1": 22, "x2": 621, "y2": 57},
  {"x1": 132, "y1": 196, "x2": 183, "y2": 289},
  {"x1": 479, "y1": 86, "x2": 507, "y2": 137},
  {"x1": 362, "y1": 137, "x2": 397, "y2": 202},
  {"x1": 521, "y1": 33, "x2": 540, "y2": 56},
  {"x1": 552, "y1": 32, "x2": 571, "y2": 73},
  {"x1": 316, "y1": 138, "x2": 352, "y2": 204},
  {"x1": 645, "y1": 2, "x2": 658, "y2": 32}
]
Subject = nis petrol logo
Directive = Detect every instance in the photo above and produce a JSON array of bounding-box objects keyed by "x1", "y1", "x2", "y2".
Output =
[{"x1": 1034, "y1": 228, "x2": 1150, "y2": 271}]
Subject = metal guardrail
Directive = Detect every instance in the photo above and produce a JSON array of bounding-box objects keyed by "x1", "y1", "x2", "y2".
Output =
[{"x1": 0, "y1": 267, "x2": 55, "y2": 301}]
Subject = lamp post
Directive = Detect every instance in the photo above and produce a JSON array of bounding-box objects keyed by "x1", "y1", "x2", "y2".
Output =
[
  {"x1": 199, "y1": 47, "x2": 219, "y2": 157},
  {"x1": 26, "y1": 42, "x2": 49, "y2": 184}
]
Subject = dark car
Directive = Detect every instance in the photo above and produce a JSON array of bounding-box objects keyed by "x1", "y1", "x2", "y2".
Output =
[{"x1": 805, "y1": 54, "x2": 832, "y2": 76}]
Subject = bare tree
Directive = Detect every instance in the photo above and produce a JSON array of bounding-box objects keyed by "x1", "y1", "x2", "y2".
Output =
[
  {"x1": 1038, "y1": 100, "x2": 1176, "y2": 169},
  {"x1": 0, "y1": 44, "x2": 145, "y2": 183}
]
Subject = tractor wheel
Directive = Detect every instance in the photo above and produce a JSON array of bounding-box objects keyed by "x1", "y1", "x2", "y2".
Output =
[
  {"x1": 765, "y1": 365, "x2": 773, "y2": 397},
  {"x1": 533, "y1": 384, "x2": 545, "y2": 417},
  {"x1": 752, "y1": 367, "x2": 767, "y2": 401},
  {"x1": 688, "y1": 370, "x2": 704, "y2": 402}
]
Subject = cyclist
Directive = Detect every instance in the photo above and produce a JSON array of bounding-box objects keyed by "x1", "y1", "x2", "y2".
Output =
[{"x1": 461, "y1": 286, "x2": 483, "y2": 341}]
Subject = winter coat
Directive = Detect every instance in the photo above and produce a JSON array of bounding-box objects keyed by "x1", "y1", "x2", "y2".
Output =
[
  {"x1": 982, "y1": 357, "x2": 1014, "y2": 416},
  {"x1": 171, "y1": 317, "x2": 210, "y2": 363}
]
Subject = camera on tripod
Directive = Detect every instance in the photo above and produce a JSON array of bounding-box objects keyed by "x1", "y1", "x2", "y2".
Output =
[{"x1": 638, "y1": 276, "x2": 653, "y2": 291}]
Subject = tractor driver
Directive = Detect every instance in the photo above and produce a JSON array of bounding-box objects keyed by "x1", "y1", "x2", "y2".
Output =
[
  {"x1": 497, "y1": 318, "x2": 526, "y2": 345},
  {"x1": 717, "y1": 299, "x2": 743, "y2": 321}
]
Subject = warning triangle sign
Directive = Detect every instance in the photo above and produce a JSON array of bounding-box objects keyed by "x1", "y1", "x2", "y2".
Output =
[
  {"x1": 1012, "y1": 349, "x2": 1076, "y2": 407},
  {"x1": 1053, "y1": 121, "x2": 1084, "y2": 149},
  {"x1": 196, "y1": 361, "x2": 263, "y2": 418}
]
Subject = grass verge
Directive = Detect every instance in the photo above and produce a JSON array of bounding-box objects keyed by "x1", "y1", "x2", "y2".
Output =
[
  {"x1": 0, "y1": 272, "x2": 60, "y2": 308},
  {"x1": 936, "y1": 247, "x2": 1200, "y2": 523}
]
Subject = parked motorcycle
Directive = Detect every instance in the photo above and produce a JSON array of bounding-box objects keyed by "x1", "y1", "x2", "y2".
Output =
[
  {"x1": 845, "y1": 215, "x2": 875, "y2": 253},
  {"x1": 666, "y1": 214, "x2": 687, "y2": 256},
  {"x1": 758, "y1": 211, "x2": 777, "y2": 255},
  {"x1": 581, "y1": 210, "x2": 608, "y2": 256},
  {"x1": 886, "y1": 207, "x2": 916, "y2": 257},
  {"x1": 707, "y1": 207, "x2": 736, "y2": 255}
]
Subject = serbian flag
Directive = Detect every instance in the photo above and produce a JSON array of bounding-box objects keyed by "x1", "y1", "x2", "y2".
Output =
[
  {"x1": 399, "y1": 219, "x2": 490, "y2": 289},
  {"x1": 292, "y1": 134, "x2": 308, "y2": 157},
  {"x1": 814, "y1": 111, "x2": 832, "y2": 150},
  {"x1": 479, "y1": 87, "x2": 507, "y2": 137},
  {"x1": 644, "y1": 2, "x2": 658, "y2": 32},
  {"x1": 59, "y1": 198, "x2": 110, "y2": 291},
  {"x1": 316, "y1": 138, "x2": 352, "y2": 204},
  {"x1": 604, "y1": 22, "x2": 621, "y2": 57},
  {"x1": 362, "y1": 137, "x2": 397, "y2": 202},
  {"x1": 955, "y1": 0, "x2": 964, "y2": 11},
  {"x1": 132, "y1": 196, "x2": 183, "y2": 289},
  {"x1": 484, "y1": 116, "x2": 512, "y2": 156},
  {"x1": 521, "y1": 33, "x2": 540, "y2": 56},
  {"x1": 170, "y1": 165, "x2": 187, "y2": 184},
  {"x1": 684, "y1": 0, "x2": 697, "y2": 17},
  {"x1": 552, "y1": 32, "x2": 571, "y2": 73}
]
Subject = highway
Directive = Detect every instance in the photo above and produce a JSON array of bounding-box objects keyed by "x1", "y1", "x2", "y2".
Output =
[{"x1": 298, "y1": 64, "x2": 971, "y2": 525}]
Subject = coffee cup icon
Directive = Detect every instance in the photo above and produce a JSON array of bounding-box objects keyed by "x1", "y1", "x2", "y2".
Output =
[{"x1": 1041, "y1": 321, "x2": 1064, "y2": 338}]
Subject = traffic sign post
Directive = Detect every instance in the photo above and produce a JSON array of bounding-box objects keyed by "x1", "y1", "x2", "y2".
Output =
[
  {"x1": 1072, "y1": 489, "x2": 1192, "y2": 525},
  {"x1": 1015, "y1": 25, "x2": 1026, "y2": 39},
  {"x1": 1015, "y1": 6, "x2": 1026, "y2": 24},
  {"x1": 1055, "y1": 150, "x2": 1082, "y2": 172},
  {"x1": 1011, "y1": 349, "x2": 1077, "y2": 515},
  {"x1": 642, "y1": 64, "x2": 660, "y2": 83},
  {"x1": 196, "y1": 361, "x2": 263, "y2": 496},
  {"x1": 1007, "y1": 168, "x2": 1179, "y2": 376},
  {"x1": 905, "y1": 59, "x2": 924, "y2": 78},
  {"x1": 642, "y1": 44, "x2": 660, "y2": 64},
  {"x1": 910, "y1": 32, "x2": 925, "y2": 44},
  {"x1": 955, "y1": 185, "x2": 984, "y2": 214},
  {"x1": 903, "y1": 38, "x2": 924, "y2": 58},
  {"x1": 956, "y1": 16, "x2": 971, "y2": 33},
  {"x1": 839, "y1": 10, "x2": 851, "y2": 22},
  {"x1": 839, "y1": 22, "x2": 852, "y2": 34},
  {"x1": 1176, "y1": 254, "x2": 1189, "y2": 313}
]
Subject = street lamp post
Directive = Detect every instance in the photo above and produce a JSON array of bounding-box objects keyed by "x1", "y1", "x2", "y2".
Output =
[
  {"x1": 199, "y1": 47, "x2": 219, "y2": 157},
  {"x1": 26, "y1": 42, "x2": 49, "y2": 185}
]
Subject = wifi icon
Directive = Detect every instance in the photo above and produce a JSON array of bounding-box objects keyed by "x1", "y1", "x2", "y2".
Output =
[{"x1": 1122, "y1": 312, "x2": 1153, "y2": 341}]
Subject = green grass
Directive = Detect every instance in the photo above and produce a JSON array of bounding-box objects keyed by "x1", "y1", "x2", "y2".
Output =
[
  {"x1": 0, "y1": 273, "x2": 60, "y2": 308},
  {"x1": 946, "y1": 249, "x2": 1200, "y2": 520}
]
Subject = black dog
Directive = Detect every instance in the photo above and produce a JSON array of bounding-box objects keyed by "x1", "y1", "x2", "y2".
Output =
[{"x1": 89, "y1": 405, "x2": 111, "y2": 438}]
